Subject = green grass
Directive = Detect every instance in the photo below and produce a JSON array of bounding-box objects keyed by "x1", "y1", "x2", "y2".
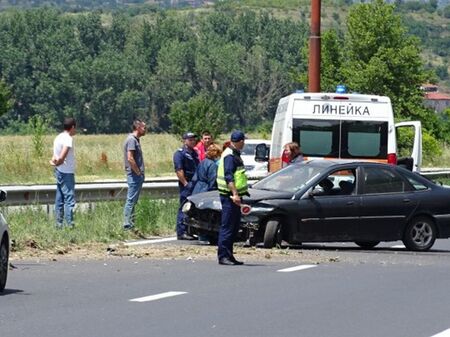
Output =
[
  {"x1": 3, "y1": 197, "x2": 179, "y2": 251},
  {"x1": 0, "y1": 133, "x2": 182, "y2": 184},
  {"x1": 0, "y1": 132, "x2": 266, "y2": 184}
]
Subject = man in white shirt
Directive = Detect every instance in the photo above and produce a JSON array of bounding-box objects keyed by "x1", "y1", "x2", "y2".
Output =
[{"x1": 50, "y1": 117, "x2": 76, "y2": 228}]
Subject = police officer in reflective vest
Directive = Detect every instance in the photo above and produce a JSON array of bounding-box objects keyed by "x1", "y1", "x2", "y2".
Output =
[
  {"x1": 216, "y1": 130, "x2": 248, "y2": 265},
  {"x1": 173, "y1": 132, "x2": 199, "y2": 240}
]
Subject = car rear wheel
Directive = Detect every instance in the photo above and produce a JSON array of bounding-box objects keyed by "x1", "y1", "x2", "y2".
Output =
[
  {"x1": 354, "y1": 241, "x2": 379, "y2": 249},
  {"x1": 0, "y1": 238, "x2": 8, "y2": 292},
  {"x1": 402, "y1": 216, "x2": 436, "y2": 251},
  {"x1": 263, "y1": 220, "x2": 281, "y2": 248}
]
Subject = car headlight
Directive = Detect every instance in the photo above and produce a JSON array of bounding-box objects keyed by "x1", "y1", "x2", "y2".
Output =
[{"x1": 182, "y1": 201, "x2": 192, "y2": 213}]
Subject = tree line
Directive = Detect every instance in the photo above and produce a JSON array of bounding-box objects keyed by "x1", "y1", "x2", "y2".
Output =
[
  {"x1": 1, "y1": 0, "x2": 450, "y2": 149},
  {"x1": 0, "y1": 3, "x2": 307, "y2": 136}
]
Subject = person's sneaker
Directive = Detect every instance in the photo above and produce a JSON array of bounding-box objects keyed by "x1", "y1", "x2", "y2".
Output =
[
  {"x1": 177, "y1": 233, "x2": 195, "y2": 240},
  {"x1": 123, "y1": 224, "x2": 134, "y2": 231}
]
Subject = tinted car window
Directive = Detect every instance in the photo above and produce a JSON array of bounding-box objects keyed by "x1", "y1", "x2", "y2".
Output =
[
  {"x1": 363, "y1": 167, "x2": 409, "y2": 194},
  {"x1": 293, "y1": 119, "x2": 339, "y2": 156},
  {"x1": 343, "y1": 121, "x2": 388, "y2": 158},
  {"x1": 314, "y1": 169, "x2": 356, "y2": 196},
  {"x1": 399, "y1": 170, "x2": 429, "y2": 191},
  {"x1": 293, "y1": 119, "x2": 388, "y2": 159}
]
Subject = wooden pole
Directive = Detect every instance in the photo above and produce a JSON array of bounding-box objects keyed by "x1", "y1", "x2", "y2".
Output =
[{"x1": 308, "y1": 0, "x2": 321, "y2": 92}]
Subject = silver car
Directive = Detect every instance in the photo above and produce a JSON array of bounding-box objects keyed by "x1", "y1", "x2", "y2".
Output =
[{"x1": 0, "y1": 190, "x2": 9, "y2": 292}]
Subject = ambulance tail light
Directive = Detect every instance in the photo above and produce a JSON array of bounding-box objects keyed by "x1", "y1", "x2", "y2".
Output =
[{"x1": 387, "y1": 153, "x2": 397, "y2": 165}]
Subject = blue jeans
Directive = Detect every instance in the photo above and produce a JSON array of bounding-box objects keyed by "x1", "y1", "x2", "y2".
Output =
[
  {"x1": 218, "y1": 195, "x2": 241, "y2": 260},
  {"x1": 123, "y1": 173, "x2": 144, "y2": 228},
  {"x1": 54, "y1": 169, "x2": 75, "y2": 228},
  {"x1": 176, "y1": 182, "x2": 193, "y2": 236}
]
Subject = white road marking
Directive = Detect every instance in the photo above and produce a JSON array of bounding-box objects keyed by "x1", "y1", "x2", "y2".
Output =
[
  {"x1": 129, "y1": 291, "x2": 187, "y2": 302},
  {"x1": 391, "y1": 244, "x2": 405, "y2": 249},
  {"x1": 430, "y1": 329, "x2": 450, "y2": 337},
  {"x1": 125, "y1": 236, "x2": 177, "y2": 247},
  {"x1": 277, "y1": 265, "x2": 317, "y2": 273}
]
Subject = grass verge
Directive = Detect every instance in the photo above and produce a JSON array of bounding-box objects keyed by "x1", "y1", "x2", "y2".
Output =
[{"x1": 3, "y1": 197, "x2": 178, "y2": 252}]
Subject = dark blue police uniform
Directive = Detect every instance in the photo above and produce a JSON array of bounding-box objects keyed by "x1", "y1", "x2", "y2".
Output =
[
  {"x1": 173, "y1": 145, "x2": 199, "y2": 237},
  {"x1": 218, "y1": 152, "x2": 243, "y2": 262}
]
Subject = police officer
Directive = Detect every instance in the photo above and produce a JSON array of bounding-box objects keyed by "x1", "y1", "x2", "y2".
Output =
[
  {"x1": 216, "y1": 130, "x2": 248, "y2": 265},
  {"x1": 173, "y1": 132, "x2": 199, "y2": 240}
]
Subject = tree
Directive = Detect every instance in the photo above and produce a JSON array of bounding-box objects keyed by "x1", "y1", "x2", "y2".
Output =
[
  {"x1": 0, "y1": 79, "x2": 13, "y2": 117},
  {"x1": 169, "y1": 91, "x2": 226, "y2": 139},
  {"x1": 342, "y1": 0, "x2": 428, "y2": 121}
]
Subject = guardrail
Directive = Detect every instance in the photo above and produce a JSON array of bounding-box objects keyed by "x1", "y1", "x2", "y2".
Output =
[
  {"x1": 1, "y1": 178, "x2": 180, "y2": 206},
  {"x1": 0, "y1": 169, "x2": 448, "y2": 206}
]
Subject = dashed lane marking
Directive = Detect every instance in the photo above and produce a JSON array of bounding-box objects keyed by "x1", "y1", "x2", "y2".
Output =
[
  {"x1": 277, "y1": 265, "x2": 317, "y2": 273},
  {"x1": 129, "y1": 291, "x2": 187, "y2": 302},
  {"x1": 391, "y1": 244, "x2": 406, "y2": 249},
  {"x1": 430, "y1": 329, "x2": 450, "y2": 337}
]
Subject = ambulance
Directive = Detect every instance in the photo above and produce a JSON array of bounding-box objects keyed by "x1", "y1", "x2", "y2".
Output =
[{"x1": 258, "y1": 90, "x2": 422, "y2": 173}]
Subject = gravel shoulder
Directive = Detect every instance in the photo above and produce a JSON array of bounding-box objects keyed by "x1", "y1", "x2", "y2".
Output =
[
  {"x1": 10, "y1": 240, "x2": 449, "y2": 267},
  {"x1": 10, "y1": 241, "x2": 339, "y2": 265}
]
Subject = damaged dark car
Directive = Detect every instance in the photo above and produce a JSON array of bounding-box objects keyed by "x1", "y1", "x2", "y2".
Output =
[{"x1": 183, "y1": 160, "x2": 450, "y2": 251}]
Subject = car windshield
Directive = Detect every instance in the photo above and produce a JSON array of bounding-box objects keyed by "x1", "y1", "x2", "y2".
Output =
[{"x1": 252, "y1": 163, "x2": 323, "y2": 193}]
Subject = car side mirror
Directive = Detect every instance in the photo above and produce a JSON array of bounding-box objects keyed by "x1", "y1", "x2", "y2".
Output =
[
  {"x1": 0, "y1": 190, "x2": 6, "y2": 203},
  {"x1": 255, "y1": 143, "x2": 269, "y2": 162}
]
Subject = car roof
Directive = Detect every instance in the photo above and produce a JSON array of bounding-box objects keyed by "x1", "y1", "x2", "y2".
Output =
[{"x1": 304, "y1": 159, "x2": 395, "y2": 169}]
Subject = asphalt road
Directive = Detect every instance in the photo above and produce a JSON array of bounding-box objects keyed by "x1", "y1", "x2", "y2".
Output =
[{"x1": 2, "y1": 242, "x2": 450, "y2": 337}]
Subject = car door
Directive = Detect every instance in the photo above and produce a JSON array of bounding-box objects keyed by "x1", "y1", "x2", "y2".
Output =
[
  {"x1": 358, "y1": 166, "x2": 419, "y2": 241},
  {"x1": 290, "y1": 168, "x2": 362, "y2": 242}
]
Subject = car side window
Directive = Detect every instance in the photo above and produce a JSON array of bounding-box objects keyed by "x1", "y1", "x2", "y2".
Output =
[
  {"x1": 313, "y1": 169, "x2": 356, "y2": 196},
  {"x1": 400, "y1": 171, "x2": 428, "y2": 191},
  {"x1": 363, "y1": 167, "x2": 409, "y2": 194}
]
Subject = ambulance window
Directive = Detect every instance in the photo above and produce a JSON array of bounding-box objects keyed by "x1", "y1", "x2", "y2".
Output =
[
  {"x1": 293, "y1": 119, "x2": 340, "y2": 157},
  {"x1": 342, "y1": 121, "x2": 388, "y2": 159}
]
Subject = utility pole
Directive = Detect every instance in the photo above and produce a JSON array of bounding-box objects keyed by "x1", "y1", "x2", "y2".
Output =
[{"x1": 308, "y1": 0, "x2": 321, "y2": 92}]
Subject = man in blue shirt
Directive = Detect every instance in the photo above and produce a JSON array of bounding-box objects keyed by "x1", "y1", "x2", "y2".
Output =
[{"x1": 173, "y1": 132, "x2": 199, "y2": 240}]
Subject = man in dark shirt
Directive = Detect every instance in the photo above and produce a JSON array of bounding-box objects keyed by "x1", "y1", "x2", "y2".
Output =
[
  {"x1": 173, "y1": 132, "x2": 199, "y2": 240},
  {"x1": 123, "y1": 119, "x2": 146, "y2": 230}
]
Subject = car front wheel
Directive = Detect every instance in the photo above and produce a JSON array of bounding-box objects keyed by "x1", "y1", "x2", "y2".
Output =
[
  {"x1": 402, "y1": 216, "x2": 436, "y2": 251},
  {"x1": 0, "y1": 238, "x2": 9, "y2": 292},
  {"x1": 263, "y1": 220, "x2": 281, "y2": 249}
]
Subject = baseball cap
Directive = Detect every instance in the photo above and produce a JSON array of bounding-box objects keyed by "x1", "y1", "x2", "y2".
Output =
[
  {"x1": 182, "y1": 132, "x2": 197, "y2": 139},
  {"x1": 230, "y1": 130, "x2": 246, "y2": 142}
]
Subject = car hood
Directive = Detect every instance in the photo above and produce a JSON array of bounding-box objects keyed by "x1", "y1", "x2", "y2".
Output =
[{"x1": 187, "y1": 188, "x2": 294, "y2": 210}]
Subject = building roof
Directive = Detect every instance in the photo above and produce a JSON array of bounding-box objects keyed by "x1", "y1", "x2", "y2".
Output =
[{"x1": 425, "y1": 92, "x2": 450, "y2": 100}]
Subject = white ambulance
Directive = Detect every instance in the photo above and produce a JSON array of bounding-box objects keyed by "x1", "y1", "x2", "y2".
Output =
[{"x1": 260, "y1": 91, "x2": 422, "y2": 172}]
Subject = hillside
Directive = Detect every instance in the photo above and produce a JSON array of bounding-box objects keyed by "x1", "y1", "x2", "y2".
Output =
[{"x1": 1, "y1": 0, "x2": 449, "y2": 90}]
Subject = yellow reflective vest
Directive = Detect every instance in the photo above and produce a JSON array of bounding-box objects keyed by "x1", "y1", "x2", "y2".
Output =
[{"x1": 217, "y1": 147, "x2": 248, "y2": 196}]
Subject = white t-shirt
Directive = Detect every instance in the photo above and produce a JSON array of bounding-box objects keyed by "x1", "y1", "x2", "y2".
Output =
[{"x1": 53, "y1": 131, "x2": 75, "y2": 173}]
